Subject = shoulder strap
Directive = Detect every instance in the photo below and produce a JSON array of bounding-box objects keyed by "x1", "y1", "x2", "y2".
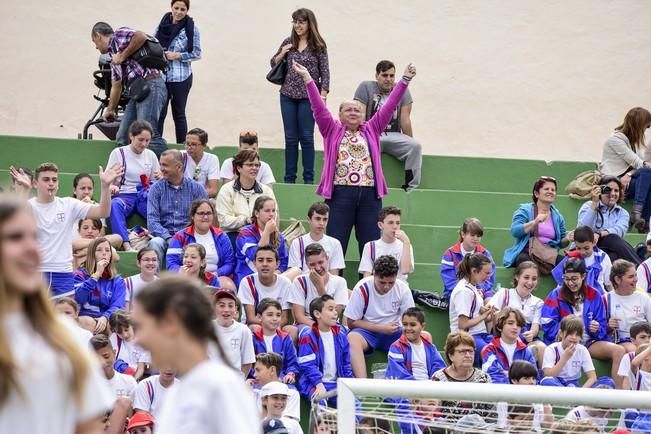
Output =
[{"x1": 118, "y1": 148, "x2": 127, "y2": 186}]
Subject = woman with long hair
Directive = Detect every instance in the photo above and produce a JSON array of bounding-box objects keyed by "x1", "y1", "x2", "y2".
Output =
[
  {"x1": 234, "y1": 195, "x2": 287, "y2": 285},
  {"x1": 73, "y1": 237, "x2": 127, "y2": 333},
  {"x1": 600, "y1": 107, "x2": 651, "y2": 231},
  {"x1": 131, "y1": 275, "x2": 259, "y2": 433},
  {"x1": 271, "y1": 8, "x2": 329, "y2": 184},
  {"x1": 155, "y1": 0, "x2": 202, "y2": 144},
  {"x1": 0, "y1": 195, "x2": 113, "y2": 433}
]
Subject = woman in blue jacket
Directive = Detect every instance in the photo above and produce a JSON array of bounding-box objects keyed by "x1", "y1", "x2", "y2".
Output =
[
  {"x1": 74, "y1": 237, "x2": 126, "y2": 334},
  {"x1": 541, "y1": 258, "x2": 625, "y2": 383},
  {"x1": 504, "y1": 176, "x2": 569, "y2": 268},
  {"x1": 166, "y1": 199, "x2": 235, "y2": 290}
]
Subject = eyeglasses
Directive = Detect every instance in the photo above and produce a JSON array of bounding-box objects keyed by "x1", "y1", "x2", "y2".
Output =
[
  {"x1": 239, "y1": 131, "x2": 258, "y2": 137},
  {"x1": 454, "y1": 349, "x2": 475, "y2": 355},
  {"x1": 563, "y1": 276, "x2": 582, "y2": 283},
  {"x1": 291, "y1": 19, "x2": 307, "y2": 25},
  {"x1": 243, "y1": 163, "x2": 261, "y2": 168},
  {"x1": 195, "y1": 211, "x2": 213, "y2": 217}
]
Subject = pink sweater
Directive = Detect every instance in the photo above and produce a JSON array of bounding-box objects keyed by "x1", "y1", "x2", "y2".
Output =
[{"x1": 306, "y1": 79, "x2": 410, "y2": 199}]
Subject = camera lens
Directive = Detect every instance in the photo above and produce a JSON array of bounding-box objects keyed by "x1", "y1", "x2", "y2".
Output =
[{"x1": 601, "y1": 185, "x2": 611, "y2": 195}]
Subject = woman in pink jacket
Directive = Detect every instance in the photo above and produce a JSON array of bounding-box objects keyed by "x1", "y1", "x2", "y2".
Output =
[{"x1": 292, "y1": 60, "x2": 417, "y2": 257}]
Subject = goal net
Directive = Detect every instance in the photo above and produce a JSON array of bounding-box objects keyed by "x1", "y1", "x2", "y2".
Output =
[{"x1": 307, "y1": 378, "x2": 651, "y2": 434}]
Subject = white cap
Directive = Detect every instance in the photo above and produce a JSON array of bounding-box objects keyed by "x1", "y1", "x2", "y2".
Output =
[{"x1": 261, "y1": 381, "x2": 289, "y2": 398}]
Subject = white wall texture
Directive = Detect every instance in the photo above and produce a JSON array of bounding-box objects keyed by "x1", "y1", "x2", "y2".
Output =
[{"x1": 1, "y1": 0, "x2": 650, "y2": 162}]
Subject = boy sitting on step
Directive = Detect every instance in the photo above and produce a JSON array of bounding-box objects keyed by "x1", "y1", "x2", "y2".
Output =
[{"x1": 617, "y1": 321, "x2": 651, "y2": 390}]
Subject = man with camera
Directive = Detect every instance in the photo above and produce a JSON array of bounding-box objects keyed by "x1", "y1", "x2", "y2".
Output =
[
  {"x1": 91, "y1": 22, "x2": 168, "y2": 157},
  {"x1": 577, "y1": 176, "x2": 642, "y2": 265}
]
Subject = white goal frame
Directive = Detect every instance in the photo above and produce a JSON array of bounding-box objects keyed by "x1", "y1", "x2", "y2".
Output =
[{"x1": 337, "y1": 378, "x2": 651, "y2": 434}]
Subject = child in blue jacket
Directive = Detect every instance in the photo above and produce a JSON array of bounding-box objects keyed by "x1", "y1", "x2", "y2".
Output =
[
  {"x1": 297, "y1": 294, "x2": 353, "y2": 407},
  {"x1": 440, "y1": 218, "x2": 495, "y2": 299},
  {"x1": 386, "y1": 307, "x2": 446, "y2": 380},
  {"x1": 235, "y1": 196, "x2": 288, "y2": 285},
  {"x1": 251, "y1": 298, "x2": 299, "y2": 384},
  {"x1": 481, "y1": 307, "x2": 537, "y2": 384},
  {"x1": 74, "y1": 237, "x2": 126, "y2": 333}
]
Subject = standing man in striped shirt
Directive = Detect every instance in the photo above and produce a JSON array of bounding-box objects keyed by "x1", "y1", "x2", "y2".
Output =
[{"x1": 147, "y1": 150, "x2": 207, "y2": 267}]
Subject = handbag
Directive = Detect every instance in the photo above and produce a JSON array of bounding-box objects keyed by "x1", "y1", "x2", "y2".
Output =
[
  {"x1": 280, "y1": 218, "x2": 305, "y2": 249},
  {"x1": 528, "y1": 205, "x2": 558, "y2": 274},
  {"x1": 130, "y1": 35, "x2": 168, "y2": 71},
  {"x1": 266, "y1": 59, "x2": 287, "y2": 85},
  {"x1": 126, "y1": 76, "x2": 150, "y2": 102}
]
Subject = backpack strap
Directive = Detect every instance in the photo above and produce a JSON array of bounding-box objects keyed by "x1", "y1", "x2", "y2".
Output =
[{"x1": 118, "y1": 147, "x2": 127, "y2": 187}]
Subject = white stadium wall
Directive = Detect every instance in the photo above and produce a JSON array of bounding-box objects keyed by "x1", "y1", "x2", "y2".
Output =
[{"x1": 1, "y1": 0, "x2": 650, "y2": 162}]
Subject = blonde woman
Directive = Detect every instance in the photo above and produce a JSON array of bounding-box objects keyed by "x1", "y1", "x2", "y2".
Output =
[{"x1": 0, "y1": 195, "x2": 113, "y2": 434}]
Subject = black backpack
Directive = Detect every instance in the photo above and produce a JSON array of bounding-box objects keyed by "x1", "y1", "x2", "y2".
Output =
[{"x1": 130, "y1": 35, "x2": 168, "y2": 71}]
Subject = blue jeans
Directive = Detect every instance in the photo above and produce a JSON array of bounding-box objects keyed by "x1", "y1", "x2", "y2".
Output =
[
  {"x1": 325, "y1": 185, "x2": 381, "y2": 258},
  {"x1": 110, "y1": 193, "x2": 148, "y2": 242},
  {"x1": 279, "y1": 94, "x2": 315, "y2": 184},
  {"x1": 159, "y1": 74, "x2": 193, "y2": 144},
  {"x1": 117, "y1": 76, "x2": 168, "y2": 157},
  {"x1": 626, "y1": 167, "x2": 651, "y2": 219}
]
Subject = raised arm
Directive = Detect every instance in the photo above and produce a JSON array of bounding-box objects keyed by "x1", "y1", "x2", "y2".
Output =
[
  {"x1": 367, "y1": 64, "x2": 416, "y2": 135},
  {"x1": 87, "y1": 165, "x2": 123, "y2": 220}
]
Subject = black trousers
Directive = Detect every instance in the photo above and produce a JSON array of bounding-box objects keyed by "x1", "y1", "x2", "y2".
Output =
[{"x1": 597, "y1": 234, "x2": 642, "y2": 266}]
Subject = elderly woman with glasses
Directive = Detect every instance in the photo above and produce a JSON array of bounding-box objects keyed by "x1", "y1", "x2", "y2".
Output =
[
  {"x1": 166, "y1": 198, "x2": 236, "y2": 291},
  {"x1": 216, "y1": 149, "x2": 276, "y2": 249},
  {"x1": 541, "y1": 258, "x2": 624, "y2": 384},
  {"x1": 182, "y1": 128, "x2": 220, "y2": 198},
  {"x1": 504, "y1": 176, "x2": 570, "y2": 268},
  {"x1": 431, "y1": 331, "x2": 493, "y2": 422}
]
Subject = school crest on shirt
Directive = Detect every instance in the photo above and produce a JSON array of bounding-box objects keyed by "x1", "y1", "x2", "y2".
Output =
[
  {"x1": 56, "y1": 212, "x2": 65, "y2": 222},
  {"x1": 572, "y1": 360, "x2": 581, "y2": 370},
  {"x1": 230, "y1": 338, "x2": 241, "y2": 350},
  {"x1": 392, "y1": 301, "x2": 401, "y2": 311},
  {"x1": 634, "y1": 305, "x2": 642, "y2": 315}
]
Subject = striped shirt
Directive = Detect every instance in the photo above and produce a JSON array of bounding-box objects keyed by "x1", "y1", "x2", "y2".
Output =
[
  {"x1": 153, "y1": 25, "x2": 201, "y2": 82},
  {"x1": 109, "y1": 27, "x2": 162, "y2": 82},
  {"x1": 146, "y1": 177, "x2": 207, "y2": 240}
]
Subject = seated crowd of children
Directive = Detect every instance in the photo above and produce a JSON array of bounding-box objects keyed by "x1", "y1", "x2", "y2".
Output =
[{"x1": 10, "y1": 124, "x2": 651, "y2": 434}]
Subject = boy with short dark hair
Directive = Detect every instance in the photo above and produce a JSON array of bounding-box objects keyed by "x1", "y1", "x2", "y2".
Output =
[
  {"x1": 212, "y1": 289, "x2": 256, "y2": 377},
  {"x1": 220, "y1": 131, "x2": 275, "y2": 185},
  {"x1": 252, "y1": 352, "x2": 301, "y2": 421},
  {"x1": 385, "y1": 307, "x2": 445, "y2": 380},
  {"x1": 297, "y1": 295, "x2": 353, "y2": 406},
  {"x1": 345, "y1": 255, "x2": 415, "y2": 378},
  {"x1": 289, "y1": 243, "x2": 348, "y2": 329},
  {"x1": 90, "y1": 334, "x2": 137, "y2": 401},
  {"x1": 359, "y1": 206, "x2": 414, "y2": 280},
  {"x1": 109, "y1": 309, "x2": 151, "y2": 380},
  {"x1": 288, "y1": 202, "x2": 345, "y2": 275},
  {"x1": 251, "y1": 298, "x2": 299, "y2": 384},
  {"x1": 552, "y1": 225, "x2": 613, "y2": 293},
  {"x1": 618, "y1": 321, "x2": 651, "y2": 390}
]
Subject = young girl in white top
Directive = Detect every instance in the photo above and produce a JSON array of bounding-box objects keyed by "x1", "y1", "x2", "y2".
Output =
[
  {"x1": 106, "y1": 120, "x2": 161, "y2": 251},
  {"x1": 124, "y1": 248, "x2": 159, "y2": 311},
  {"x1": 489, "y1": 261, "x2": 546, "y2": 366},
  {"x1": 449, "y1": 253, "x2": 496, "y2": 362},
  {"x1": 182, "y1": 128, "x2": 220, "y2": 198},
  {"x1": 605, "y1": 259, "x2": 651, "y2": 353},
  {"x1": 0, "y1": 195, "x2": 113, "y2": 434},
  {"x1": 131, "y1": 275, "x2": 259, "y2": 434}
]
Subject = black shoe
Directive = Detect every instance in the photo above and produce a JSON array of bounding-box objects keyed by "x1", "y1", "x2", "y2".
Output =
[{"x1": 412, "y1": 289, "x2": 449, "y2": 310}]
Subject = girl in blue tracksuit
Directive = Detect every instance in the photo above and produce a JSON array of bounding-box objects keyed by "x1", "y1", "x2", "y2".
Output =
[
  {"x1": 297, "y1": 295, "x2": 353, "y2": 407},
  {"x1": 178, "y1": 243, "x2": 220, "y2": 287},
  {"x1": 440, "y1": 217, "x2": 495, "y2": 299},
  {"x1": 166, "y1": 199, "x2": 235, "y2": 288},
  {"x1": 74, "y1": 237, "x2": 126, "y2": 333},
  {"x1": 481, "y1": 307, "x2": 537, "y2": 384},
  {"x1": 541, "y1": 258, "x2": 625, "y2": 382},
  {"x1": 251, "y1": 298, "x2": 299, "y2": 383},
  {"x1": 235, "y1": 196, "x2": 288, "y2": 285}
]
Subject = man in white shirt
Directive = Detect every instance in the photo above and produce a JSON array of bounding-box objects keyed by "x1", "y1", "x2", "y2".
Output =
[
  {"x1": 358, "y1": 206, "x2": 414, "y2": 281},
  {"x1": 289, "y1": 243, "x2": 348, "y2": 330},
  {"x1": 287, "y1": 202, "x2": 345, "y2": 278},
  {"x1": 220, "y1": 131, "x2": 275, "y2": 186},
  {"x1": 344, "y1": 255, "x2": 415, "y2": 378},
  {"x1": 90, "y1": 334, "x2": 137, "y2": 401},
  {"x1": 10, "y1": 162, "x2": 122, "y2": 298},
  {"x1": 182, "y1": 128, "x2": 220, "y2": 198}
]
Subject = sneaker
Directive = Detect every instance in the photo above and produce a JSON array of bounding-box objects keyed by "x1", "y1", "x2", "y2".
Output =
[{"x1": 411, "y1": 289, "x2": 449, "y2": 310}]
